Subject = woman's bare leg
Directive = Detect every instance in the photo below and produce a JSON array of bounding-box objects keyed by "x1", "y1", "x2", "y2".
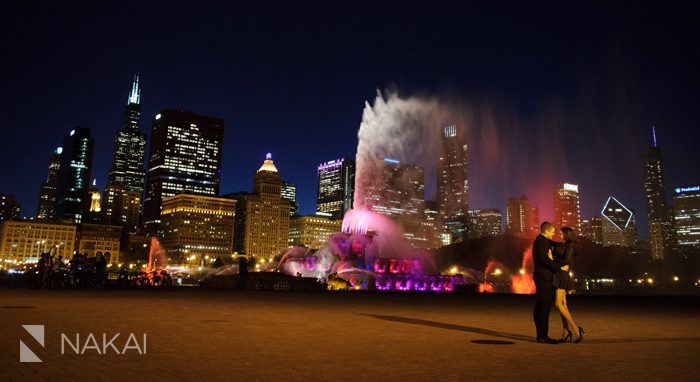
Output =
[
  {"x1": 560, "y1": 312, "x2": 569, "y2": 338},
  {"x1": 554, "y1": 289, "x2": 579, "y2": 338}
]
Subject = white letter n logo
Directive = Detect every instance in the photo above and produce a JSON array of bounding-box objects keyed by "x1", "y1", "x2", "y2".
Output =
[{"x1": 20, "y1": 325, "x2": 44, "y2": 363}]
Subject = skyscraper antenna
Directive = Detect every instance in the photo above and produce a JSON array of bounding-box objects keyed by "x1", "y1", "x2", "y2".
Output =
[
  {"x1": 652, "y1": 125, "x2": 657, "y2": 147},
  {"x1": 128, "y1": 73, "x2": 140, "y2": 105}
]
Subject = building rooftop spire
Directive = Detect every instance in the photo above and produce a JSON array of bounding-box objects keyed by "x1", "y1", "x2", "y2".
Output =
[
  {"x1": 128, "y1": 73, "x2": 140, "y2": 105},
  {"x1": 257, "y1": 153, "x2": 279, "y2": 173},
  {"x1": 652, "y1": 125, "x2": 657, "y2": 147}
]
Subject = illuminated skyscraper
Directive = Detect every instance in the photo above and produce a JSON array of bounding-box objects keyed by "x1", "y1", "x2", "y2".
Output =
[
  {"x1": 554, "y1": 183, "x2": 581, "y2": 232},
  {"x1": 36, "y1": 147, "x2": 62, "y2": 219},
  {"x1": 361, "y1": 158, "x2": 431, "y2": 248},
  {"x1": 143, "y1": 109, "x2": 224, "y2": 233},
  {"x1": 89, "y1": 180, "x2": 101, "y2": 213},
  {"x1": 289, "y1": 215, "x2": 342, "y2": 248},
  {"x1": 227, "y1": 154, "x2": 291, "y2": 259},
  {"x1": 425, "y1": 200, "x2": 444, "y2": 247},
  {"x1": 364, "y1": 158, "x2": 424, "y2": 218},
  {"x1": 601, "y1": 196, "x2": 637, "y2": 247},
  {"x1": 673, "y1": 185, "x2": 700, "y2": 248},
  {"x1": 438, "y1": 124, "x2": 469, "y2": 239},
  {"x1": 281, "y1": 181, "x2": 299, "y2": 217},
  {"x1": 87, "y1": 179, "x2": 102, "y2": 223},
  {"x1": 590, "y1": 216, "x2": 604, "y2": 244},
  {"x1": 103, "y1": 75, "x2": 147, "y2": 232},
  {"x1": 0, "y1": 194, "x2": 21, "y2": 221},
  {"x1": 54, "y1": 127, "x2": 95, "y2": 223},
  {"x1": 469, "y1": 209, "x2": 502, "y2": 238},
  {"x1": 160, "y1": 194, "x2": 236, "y2": 265},
  {"x1": 316, "y1": 157, "x2": 355, "y2": 219},
  {"x1": 506, "y1": 195, "x2": 539, "y2": 238},
  {"x1": 0, "y1": 220, "x2": 76, "y2": 262},
  {"x1": 102, "y1": 184, "x2": 141, "y2": 231},
  {"x1": 643, "y1": 127, "x2": 674, "y2": 259},
  {"x1": 580, "y1": 215, "x2": 603, "y2": 245},
  {"x1": 107, "y1": 74, "x2": 147, "y2": 194}
]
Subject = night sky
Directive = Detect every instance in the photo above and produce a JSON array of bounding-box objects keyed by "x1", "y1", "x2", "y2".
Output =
[{"x1": 1, "y1": 1, "x2": 698, "y2": 238}]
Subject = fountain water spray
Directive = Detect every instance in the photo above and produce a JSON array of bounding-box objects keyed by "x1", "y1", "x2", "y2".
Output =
[
  {"x1": 511, "y1": 247, "x2": 536, "y2": 294},
  {"x1": 146, "y1": 237, "x2": 168, "y2": 273},
  {"x1": 354, "y1": 91, "x2": 463, "y2": 211}
]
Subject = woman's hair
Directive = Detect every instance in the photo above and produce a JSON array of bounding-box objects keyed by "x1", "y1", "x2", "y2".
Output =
[{"x1": 561, "y1": 227, "x2": 575, "y2": 242}]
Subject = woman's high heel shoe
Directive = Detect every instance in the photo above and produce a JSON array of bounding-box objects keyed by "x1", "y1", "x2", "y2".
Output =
[
  {"x1": 558, "y1": 329, "x2": 573, "y2": 343},
  {"x1": 574, "y1": 326, "x2": 585, "y2": 343}
]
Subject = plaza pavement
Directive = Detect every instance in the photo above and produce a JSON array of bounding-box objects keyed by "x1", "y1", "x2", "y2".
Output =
[{"x1": 1, "y1": 288, "x2": 699, "y2": 381}]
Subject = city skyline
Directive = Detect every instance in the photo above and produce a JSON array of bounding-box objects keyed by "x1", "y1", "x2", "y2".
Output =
[
  {"x1": 1, "y1": 2, "x2": 699, "y2": 239},
  {"x1": 2, "y1": 4, "x2": 700, "y2": 379},
  {"x1": 7, "y1": 76, "x2": 696, "y2": 238}
]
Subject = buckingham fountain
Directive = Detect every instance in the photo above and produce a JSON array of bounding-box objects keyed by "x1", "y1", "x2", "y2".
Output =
[
  {"x1": 269, "y1": 209, "x2": 459, "y2": 292},
  {"x1": 203, "y1": 91, "x2": 467, "y2": 292},
  {"x1": 204, "y1": 91, "x2": 535, "y2": 294}
]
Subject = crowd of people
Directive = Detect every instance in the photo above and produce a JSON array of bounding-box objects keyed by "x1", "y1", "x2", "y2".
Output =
[
  {"x1": 12, "y1": 249, "x2": 172, "y2": 290},
  {"x1": 116, "y1": 267, "x2": 173, "y2": 288},
  {"x1": 21, "y1": 249, "x2": 109, "y2": 290}
]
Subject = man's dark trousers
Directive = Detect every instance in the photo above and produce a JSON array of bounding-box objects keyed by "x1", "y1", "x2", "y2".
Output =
[{"x1": 533, "y1": 278, "x2": 555, "y2": 338}]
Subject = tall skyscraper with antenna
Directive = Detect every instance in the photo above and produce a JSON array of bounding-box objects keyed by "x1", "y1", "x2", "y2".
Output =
[
  {"x1": 643, "y1": 126, "x2": 675, "y2": 260},
  {"x1": 36, "y1": 147, "x2": 62, "y2": 219},
  {"x1": 103, "y1": 74, "x2": 147, "y2": 231},
  {"x1": 107, "y1": 74, "x2": 146, "y2": 193}
]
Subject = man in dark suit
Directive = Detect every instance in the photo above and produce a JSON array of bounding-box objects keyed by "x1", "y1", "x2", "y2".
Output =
[{"x1": 532, "y1": 221, "x2": 569, "y2": 344}]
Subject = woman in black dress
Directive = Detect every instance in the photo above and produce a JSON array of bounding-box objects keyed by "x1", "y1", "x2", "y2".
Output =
[{"x1": 552, "y1": 227, "x2": 584, "y2": 343}]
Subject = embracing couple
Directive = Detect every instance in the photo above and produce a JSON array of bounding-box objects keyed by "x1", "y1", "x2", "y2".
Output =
[{"x1": 532, "y1": 221, "x2": 585, "y2": 344}]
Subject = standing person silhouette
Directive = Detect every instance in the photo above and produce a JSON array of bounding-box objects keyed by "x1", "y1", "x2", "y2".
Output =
[
  {"x1": 532, "y1": 221, "x2": 569, "y2": 344},
  {"x1": 552, "y1": 227, "x2": 585, "y2": 343},
  {"x1": 237, "y1": 255, "x2": 248, "y2": 290}
]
